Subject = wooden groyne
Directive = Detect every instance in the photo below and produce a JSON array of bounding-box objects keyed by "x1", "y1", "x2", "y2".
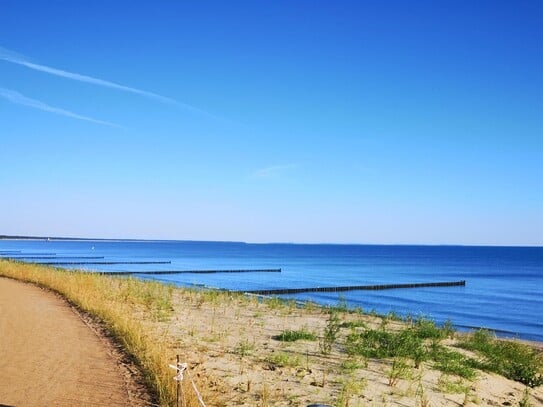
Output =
[
  {"x1": 238, "y1": 280, "x2": 466, "y2": 295},
  {"x1": 34, "y1": 261, "x2": 172, "y2": 265},
  {"x1": 4, "y1": 256, "x2": 105, "y2": 260},
  {"x1": 2, "y1": 252, "x2": 57, "y2": 256},
  {"x1": 100, "y1": 268, "x2": 282, "y2": 275}
]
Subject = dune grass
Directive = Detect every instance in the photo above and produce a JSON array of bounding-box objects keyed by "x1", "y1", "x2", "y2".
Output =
[
  {"x1": 458, "y1": 329, "x2": 543, "y2": 387},
  {"x1": 274, "y1": 328, "x2": 317, "y2": 342}
]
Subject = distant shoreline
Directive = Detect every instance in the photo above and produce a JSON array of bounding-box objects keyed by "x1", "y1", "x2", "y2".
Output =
[{"x1": 1, "y1": 235, "x2": 542, "y2": 248}]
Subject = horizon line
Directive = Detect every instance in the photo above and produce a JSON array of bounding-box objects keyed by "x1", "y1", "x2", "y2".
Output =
[{"x1": 0, "y1": 234, "x2": 541, "y2": 248}]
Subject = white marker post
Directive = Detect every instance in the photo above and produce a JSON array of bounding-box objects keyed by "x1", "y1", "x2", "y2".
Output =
[{"x1": 169, "y1": 356, "x2": 187, "y2": 407}]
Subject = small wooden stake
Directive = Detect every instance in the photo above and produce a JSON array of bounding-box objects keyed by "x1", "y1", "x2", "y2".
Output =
[{"x1": 176, "y1": 355, "x2": 180, "y2": 407}]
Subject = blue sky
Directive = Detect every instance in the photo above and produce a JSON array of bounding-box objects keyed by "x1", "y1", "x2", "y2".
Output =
[{"x1": 1, "y1": 1, "x2": 542, "y2": 245}]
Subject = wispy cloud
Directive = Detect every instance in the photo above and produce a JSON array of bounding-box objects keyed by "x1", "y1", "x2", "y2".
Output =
[
  {"x1": 0, "y1": 87, "x2": 121, "y2": 127},
  {"x1": 251, "y1": 164, "x2": 298, "y2": 179},
  {"x1": 0, "y1": 46, "x2": 210, "y2": 116}
]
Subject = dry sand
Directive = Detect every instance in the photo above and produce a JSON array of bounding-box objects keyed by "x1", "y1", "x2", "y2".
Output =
[
  {"x1": 0, "y1": 277, "x2": 150, "y2": 407},
  {"x1": 163, "y1": 291, "x2": 543, "y2": 406},
  {"x1": 1, "y1": 272, "x2": 542, "y2": 406}
]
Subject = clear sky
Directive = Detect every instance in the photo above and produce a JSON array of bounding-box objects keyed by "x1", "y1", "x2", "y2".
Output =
[{"x1": 1, "y1": 1, "x2": 542, "y2": 245}]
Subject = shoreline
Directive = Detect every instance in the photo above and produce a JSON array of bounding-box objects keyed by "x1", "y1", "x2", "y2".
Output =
[{"x1": 1, "y1": 259, "x2": 542, "y2": 406}]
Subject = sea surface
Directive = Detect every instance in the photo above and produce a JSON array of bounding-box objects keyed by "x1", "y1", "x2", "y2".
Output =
[{"x1": 1, "y1": 239, "x2": 542, "y2": 341}]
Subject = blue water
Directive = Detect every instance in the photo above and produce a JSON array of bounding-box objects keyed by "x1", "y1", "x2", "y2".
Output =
[{"x1": 1, "y1": 239, "x2": 542, "y2": 341}]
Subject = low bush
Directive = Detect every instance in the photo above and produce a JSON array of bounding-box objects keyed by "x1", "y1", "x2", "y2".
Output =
[
  {"x1": 274, "y1": 328, "x2": 316, "y2": 342},
  {"x1": 458, "y1": 329, "x2": 543, "y2": 387}
]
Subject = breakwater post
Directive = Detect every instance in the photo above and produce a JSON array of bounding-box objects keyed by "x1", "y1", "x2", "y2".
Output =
[
  {"x1": 33, "y1": 261, "x2": 172, "y2": 265},
  {"x1": 101, "y1": 268, "x2": 282, "y2": 275},
  {"x1": 237, "y1": 280, "x2": 466, "y2": 295}
]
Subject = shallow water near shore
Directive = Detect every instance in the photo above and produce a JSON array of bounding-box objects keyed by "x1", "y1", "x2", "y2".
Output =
[{"x1": 1, "y1": 239, "x2": 542, "y2": 341}]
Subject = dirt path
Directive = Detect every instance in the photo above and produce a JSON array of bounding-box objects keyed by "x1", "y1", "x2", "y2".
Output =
[{"x1": 0, "y1": 277, "x2": 150, "y2": 407}]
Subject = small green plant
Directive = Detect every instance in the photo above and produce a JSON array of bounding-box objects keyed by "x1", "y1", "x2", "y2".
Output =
[
  {"x1": 387, "y1": 357, "x2": 412, "y2": 387},
  {"x1": 437, "y1": 374, "x2": 471, "y2": 394},
  {"x1": 234, "y1": 339, "x2": 254, "y2": 357},
  {"x1": 264, "y1": 296, "x2": 285, "y2": 310},
  {"x1": 303, "y1": 300, "x2": 317, "y2": 311},
  {"x1": 413, "y1": 317, "x2": 445, "y2": 340},
  {"x1": 267, "y1": 352, "x2": 301, "y2": 368},
  {"x1": 336, "y1": 377, "x2": 366, "y2": 406},
  {"x1": 416, "y1": 382, "x2": 429, "y2": 407},
  {"x1": 441, "y1": 319, "x2": 456, "y2": 338},
  {"x1": 331, "y1": 295, "x2": 348, "y2": 313},
  {"x1": 519, "y1": 386, "x2": 532, "y2": 407},
  {"x1": 320, "y1": 311, "x2": 341, "y2": 355},
  {"x1": 340, "y1": 358, "x2": 365, "y2": 372},
  {"x1": 274, "y1": 328, "x2": 316, "y2": 342},
  {"x1": 339, "y1": 319, "x2": 367, "y2": 329},
  {"x1": 430, "y1": 343, "x2": 477, "y2": 380},
  {"x1": 386, "y1": 310, "x2": 402, "y2": 321}
]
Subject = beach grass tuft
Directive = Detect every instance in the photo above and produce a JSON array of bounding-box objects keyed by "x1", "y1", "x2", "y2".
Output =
[{"x1": 274, "y1": 328, "x2": 317, "y2": 342}]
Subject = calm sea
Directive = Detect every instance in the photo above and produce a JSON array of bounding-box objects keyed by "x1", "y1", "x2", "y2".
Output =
[{"x1": 1, "y1": 239, "x2": 542, "y2": 341}]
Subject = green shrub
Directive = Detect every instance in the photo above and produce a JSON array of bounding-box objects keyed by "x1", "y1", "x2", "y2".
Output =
[
  {"x1": 458, "y1": 330, "x2": 543, "y2": 387},
  {"x1": 267, "y1": 352, "x2": 301, "y2": 368},
  {"x1": 339, "y1": 319, "x2": 367, "y2": 329},
  {"x1": 345, "y1": 327, "x2": 427, "y2": 366},
  {"x1": 320, "y1": 311, "x2": 341, "y2": 355},
  {"x1": 429, "y1": 344, "x2": 477, "y2": 380},
  {"x1": 413, "y1": 317, "x2": 445, "y2": 340},
  {"x1": 274, "y1": 328, "x2": 316, "y2": 342},
  {"x1": 346, "y1": 327, "x2": 479, "y2": 379}
]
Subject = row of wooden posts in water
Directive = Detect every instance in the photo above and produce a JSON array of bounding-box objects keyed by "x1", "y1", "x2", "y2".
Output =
[{"x1": 1, "y1": 252, "x2": 466, "y2": 294}]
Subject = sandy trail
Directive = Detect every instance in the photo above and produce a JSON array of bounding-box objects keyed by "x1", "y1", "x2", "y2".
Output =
[{"x1": 0, "y1": 277, "x2": 148, "y2": 407}]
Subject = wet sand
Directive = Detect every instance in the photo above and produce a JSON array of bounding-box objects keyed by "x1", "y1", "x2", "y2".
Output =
[{"x1": 0, "y1": 277, "x2": 149, "y2": 406}]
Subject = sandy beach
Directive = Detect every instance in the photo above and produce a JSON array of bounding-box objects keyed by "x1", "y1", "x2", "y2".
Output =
[
  {"x1": 1, "y1": 261, "x2": 542, "y2": 406},
  {"x1": 0, "y1": 277, "x2": 150, "y2": 406}
]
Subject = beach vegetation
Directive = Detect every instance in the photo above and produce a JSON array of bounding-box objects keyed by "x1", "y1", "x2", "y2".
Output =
[
  {"x1": 234, "y1": 338, "x2": 254, "y2": 357},
  {"x1": 519, "y1": 386, "x2": 533, "y2": 407},
  {"x1": 387, "y1": 357, "x2": 413, "y2": 387},
  {"x1": 457, "y1": 329, "x2": 543, "y2": 387},
  {"x1": 274, "y1": 328, "x2": 316, "y2": 342},
  {"x1": 340, "y1": 358, "x2": 365, "y2": 372},
  {"x1": 429, "y1": 343, "x2": 477, "y2": 380},
  {"x1": 437, "y1": 374, "x2": 471, "y2": 394},
  {"x1": 339, "y1": 319, "x2": 367, "y2": 329},
  {"x1": 330, "y1": 295, "x2": 348, "y2": 313},
  {"x1": 267, "y1": 351, "x2": 301, "y2": 368},
  {"x1": 413, "y1": 317, "x2": 446, "y2": 340},
  {"x1": 320, "y1": 310, "x2": 341, "y2": 355},
  {"x1": 263, "y1": 295, "x2": 285, "y2": 310},
  {"x1": 345, "y1": 326, "x2": 479, "y2": 379},
  {"x1": 2, "y1": 259, "x2": 542, "y2": 406},
  {"x1": 336, "y1": 377, "x2": 366, "y2": 406},
  {"x1": 386, "y1": 310, "x2": 403, "y2": 321},
  {"x1": 441, "y1": 319, "x2": 456, "y2": 338}
]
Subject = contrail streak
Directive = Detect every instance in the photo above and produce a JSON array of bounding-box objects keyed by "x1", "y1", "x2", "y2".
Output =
[
  {"x1": 0, "y1": 46, "x2": 211, "y2": 116},
  {"x1": 0, "y1": 87, "x2": 121, "y2": 128}
]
